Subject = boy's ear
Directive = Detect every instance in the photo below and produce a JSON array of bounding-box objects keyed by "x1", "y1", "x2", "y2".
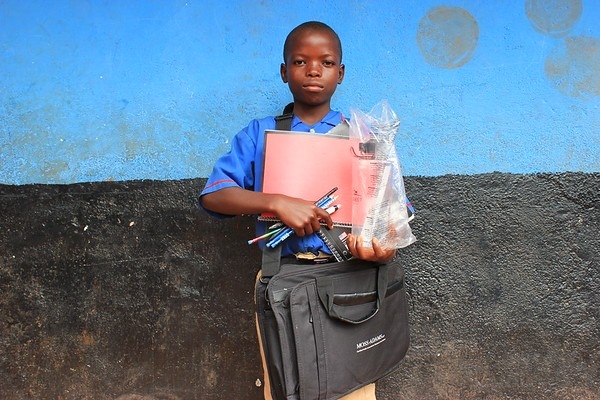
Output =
[
  {"x1": 337, "y1": 63, "x2": 345, "y2": 84},
  {"x1": 280, "y1": 63, "x2": 288, "y2": 83}
]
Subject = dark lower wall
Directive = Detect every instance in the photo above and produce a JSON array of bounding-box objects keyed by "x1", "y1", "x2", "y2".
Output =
[{"x1": 0, "y1": 173, "x2": 598, "y2": 400}]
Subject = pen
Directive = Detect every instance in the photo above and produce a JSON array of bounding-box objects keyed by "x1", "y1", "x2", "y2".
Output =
[
  {"x1": 324, "y1": 204, "x2": 341, "y2": 214},
  {"x1": 315, "y1": 196, "x2": 330, "y2": 208},
  {"x1": 267, "y1": 227, "x2": 295, "y2": 248},
  {"x1": 316, "y1": 195, "x2": 337, "y2": 209},
  {"x1": 266, "y1": 226, "x2": 293, "y2": 247},
  {"x1": 316, "y1": 187, "x2": 337, "y2": 205}
]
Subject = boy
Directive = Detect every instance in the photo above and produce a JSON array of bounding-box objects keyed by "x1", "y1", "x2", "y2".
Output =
[{"x1": 200, "y1": 21, "x2": 393, "y2": 399}]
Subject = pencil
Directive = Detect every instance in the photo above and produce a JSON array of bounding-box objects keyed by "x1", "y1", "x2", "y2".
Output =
[{"x1": 247, "y1": 226, "x2": 285, "y2": 245}]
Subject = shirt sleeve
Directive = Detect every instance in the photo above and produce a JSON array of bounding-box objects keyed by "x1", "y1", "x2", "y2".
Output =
[{"x1": 199, "y1": 119, "x2": 264, "y2": 218}]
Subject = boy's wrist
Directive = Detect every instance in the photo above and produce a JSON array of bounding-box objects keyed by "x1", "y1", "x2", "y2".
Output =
[{"x1": 263, "y1": 193, "x2": 281, "y2": 216}]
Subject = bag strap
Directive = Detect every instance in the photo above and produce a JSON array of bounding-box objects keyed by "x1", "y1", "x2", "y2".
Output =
[
  {"x1": 260, "y1": 103, "x2": 292, "y2": 280},
  {"x1": 260, "y1": 245, "x2": 282, "y2": 281},
  {"x1": 274, "y1": 102, "x2": 294, "y2": 130}
]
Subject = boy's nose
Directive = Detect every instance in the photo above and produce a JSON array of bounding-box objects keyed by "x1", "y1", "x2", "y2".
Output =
[{"x1": 307, "y1": 62, "x2": 322, "y2": 77}]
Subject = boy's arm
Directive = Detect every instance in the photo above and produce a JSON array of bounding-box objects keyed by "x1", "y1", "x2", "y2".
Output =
[
  {"x1": 202, "y1": 188, "x2": 395, "y2": 262},
  {"x1": 201, "y1": 187, "x2": 333, "y2": 236}
]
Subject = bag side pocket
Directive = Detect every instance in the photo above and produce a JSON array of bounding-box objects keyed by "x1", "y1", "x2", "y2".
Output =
[
  {"x1": 291, "y1": 282, "x2": 326, "y2": 400},
  {"x1": 256, "y1": 280, "x2": 287, "y2": 400}
]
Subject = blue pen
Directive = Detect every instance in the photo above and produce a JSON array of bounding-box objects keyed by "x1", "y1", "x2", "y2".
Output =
[
  {"x1": 316, "y1": 187, "x2": 338, "y2": 205},
  {"x1": 266, "y1": 223, "x2": 294, "y2": 246},
  {"x1": 267, "y1": 228, "x2": 295, "y2": 248},
  {"x1": 317, "y1": 195, "x2": 336, "y2": 209},
  {"x1": 266, "y1": 226, "x2": 293, "y2": 247},
  {"x1": 315, "y1": 197, "x2": 330, "y2": 208}
]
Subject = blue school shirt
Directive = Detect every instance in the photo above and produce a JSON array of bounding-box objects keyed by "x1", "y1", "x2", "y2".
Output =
[{"x1": 200, "y1": 110, "x2": 344, "y2": 257}]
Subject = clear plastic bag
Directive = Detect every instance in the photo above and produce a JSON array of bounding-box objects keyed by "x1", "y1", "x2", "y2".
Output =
[{"x1": 349, "y1": 100, "x2": 416, "y2": 249}]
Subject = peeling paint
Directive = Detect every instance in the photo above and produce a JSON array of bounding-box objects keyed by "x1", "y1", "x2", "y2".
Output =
[
  {"x1": 416, "y1": 6, "x2": 479, "y2": 69},
  {"x1": 545, "y1": 36, "x2": 600, "y2": 99},
  {"x1": 526, "y1": 0, "x2": 582, "y2": 38}
]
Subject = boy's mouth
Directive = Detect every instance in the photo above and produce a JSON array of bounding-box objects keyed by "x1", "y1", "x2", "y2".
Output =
[{"x1": 303, "y1": 83, "x2": 324, "y2": 91}]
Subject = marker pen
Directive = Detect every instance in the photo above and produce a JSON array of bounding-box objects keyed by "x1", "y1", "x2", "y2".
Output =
[{"x1": 324, "y1": 204, "x2": 341, "y2": 214}]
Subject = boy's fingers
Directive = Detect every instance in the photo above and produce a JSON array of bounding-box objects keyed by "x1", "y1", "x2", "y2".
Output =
[
  {"x1": 316, "y1": 207, "x2": 333, "y2": 229},
  {"x1": 311, "y1": 219, "x2": 321, "y2": 232},
  {"x1": 354, "y1": 236, "x2": 369, "y2": 259},
  {"x1": 294, "y1": 227, "x2": 307, "y2": 236},
  {"x1": 346, "y1": 234, "x2": 357, "y2": 256},
  {"x1": 346, "y1": 235, "x2": 396, "y2": 262},
  {"x1": 372, "y1": 237, "x2": 384, "y2": 257},
  {"x1": 348, "y1": 235, "x2": 365, "y2": 259},
  {"x1": 372, "y1": 237, "x2": 396, "y2": 261},
  {"x1": 372, "y1": 238, "x2": 390, "y2": 256}
]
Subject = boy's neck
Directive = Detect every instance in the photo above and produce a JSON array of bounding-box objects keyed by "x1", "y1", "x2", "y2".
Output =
[{"x1": 292, "y1": 103, "x2": 331, "y2": 126}]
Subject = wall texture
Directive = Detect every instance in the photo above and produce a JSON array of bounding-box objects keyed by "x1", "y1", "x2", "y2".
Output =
[
  {"x1": 1, "y1": 0, "x2": 599, "y2": 184},
  {"x1": 1, "y1": 174, "x2": 598, "y2": 400},
  {"x1": 1, "y1": 1, "x2": 599, "y2": 399}
]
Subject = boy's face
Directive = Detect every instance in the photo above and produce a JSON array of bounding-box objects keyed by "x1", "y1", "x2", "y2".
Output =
[{"x1": 280, "y1": 29, "x2": 344, "y2": 109}]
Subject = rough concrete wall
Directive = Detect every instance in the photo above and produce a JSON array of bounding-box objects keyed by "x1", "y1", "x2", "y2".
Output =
[
  {"x1": 1, "y1": 172, "x2": 598, "y2": 399},
  {"x1": 1, "y1": 1, "x2": 599, "y2": 184}
]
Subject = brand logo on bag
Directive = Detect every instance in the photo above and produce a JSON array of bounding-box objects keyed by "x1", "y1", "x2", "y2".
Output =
[{"x1": 356, "y1": 334, "x2": 386, "y2": 353}]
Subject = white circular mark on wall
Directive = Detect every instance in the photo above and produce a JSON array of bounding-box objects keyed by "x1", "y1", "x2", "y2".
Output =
[
  {"x1": 416, "y1": 6, "x2": 479, "y2": 69},
  {"x1": 545, "y1": 36, "x2": 600, "y2": 98},
  {"x1": 525, "y1": 0, "x2": 582, "y2": 38}
]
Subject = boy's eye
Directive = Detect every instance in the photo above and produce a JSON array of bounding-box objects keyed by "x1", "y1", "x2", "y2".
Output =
[
  {"x1": 323, "y1": 60, "x2": 335, "y2": 66},
  {"x1": 293, "y1": 59, "x2": 306, "y2": 65}
]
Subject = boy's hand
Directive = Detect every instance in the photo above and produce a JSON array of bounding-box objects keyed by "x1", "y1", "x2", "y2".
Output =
[
  {"x1": 273, "y1": 195, "x2": 333, "y2": 236},
  {"x1": 346, "y1": 234, "x2": 396, "y2": 263}
]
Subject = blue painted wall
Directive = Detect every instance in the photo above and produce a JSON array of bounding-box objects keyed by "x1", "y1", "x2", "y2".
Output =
[{"x1": 1, "y1": 0, "x2": 599, "y2": 184}]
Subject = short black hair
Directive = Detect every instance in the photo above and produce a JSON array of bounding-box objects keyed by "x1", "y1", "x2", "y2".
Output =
[{"x1": 283, "y1": 21, "x2": 343, "y2": 63}]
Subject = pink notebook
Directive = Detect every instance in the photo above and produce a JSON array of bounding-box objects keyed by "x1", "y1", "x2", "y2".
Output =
[{"x1": 259, "y1": 129, "x2": 355, "y2": 227}]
